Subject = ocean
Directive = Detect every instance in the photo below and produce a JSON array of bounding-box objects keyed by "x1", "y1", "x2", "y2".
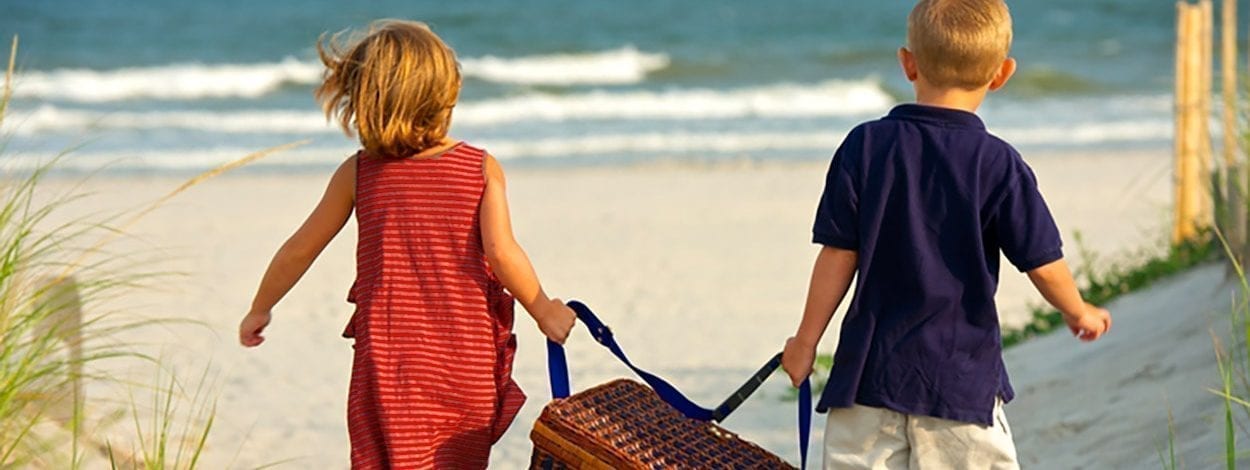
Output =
[{"x1": 0, "y1": 0, "x2": 1196, "y2": 173}]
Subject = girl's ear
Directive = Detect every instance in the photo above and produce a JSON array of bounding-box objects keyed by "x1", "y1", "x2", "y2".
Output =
[
  {"x1": 898, "y1": 47, "x2": 919, "y2": 82},
  {"x1": 988, "y1": 57, "x2": 1017, "y2": 91}
]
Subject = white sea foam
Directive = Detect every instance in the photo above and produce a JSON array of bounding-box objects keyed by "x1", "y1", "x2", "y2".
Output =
[
  {"x1": 476, "y1": 131, "x2": 841, "y2": 158},
  {"x1": 6, "y1": 118, "x2": 1174, "y2": 173},
  {"x1": 479, "y1": 121, "x2": 1175, "y2": 159},
  {"x1": 3, "y1": 132, "x2": 838, "y2": 173},
  {"x1": 10, "y1": 47, "x2": 671, "y2": 102},
  {"x1": 459, "y1": 46, "x2": 670, "y2": 86},
  {"x1": 993, "y1": 120, "x2": 1174, "y2": 146},
  {"x1": 13, "y1": 57, "x2": 324, "y2": 102},
  {"x1": 455, "y1": 79, "x2": 893, "y2": 125},
  {"x1": 6, "y1": 105, "x2": 336, "y2": 135},
  {"x1": 8, "y1": 79, "x2": 894, "y2": 135},
  {"x1": 0, "y1": 146, "x2": 348, "y2": 173}
]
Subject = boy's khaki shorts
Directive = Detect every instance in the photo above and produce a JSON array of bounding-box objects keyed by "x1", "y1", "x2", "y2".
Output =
[{"x1": 822, "y1": 399, "x2": 1019, "y2": 470}]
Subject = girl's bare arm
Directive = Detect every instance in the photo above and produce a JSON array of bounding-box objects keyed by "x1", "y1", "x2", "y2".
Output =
[
  {"x1": 240, "y1": 156, "x2": 356, "y2": 347},
  {"x1": 479, "y1": 153, "x2": 575, "y2": 344}
]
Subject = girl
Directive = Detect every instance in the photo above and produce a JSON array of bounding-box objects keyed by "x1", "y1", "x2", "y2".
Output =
[{"x1": 238, "y1": 20, "x2": 576, "y2": 469}]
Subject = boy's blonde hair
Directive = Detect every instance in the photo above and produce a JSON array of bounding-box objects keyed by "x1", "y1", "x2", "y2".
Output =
[
  {"x1": 316, "y1": 20, "x2": 460, "y2": 158},
  {"x1": 907, "y1": 0, "x2": 1012, "y2": 90}
]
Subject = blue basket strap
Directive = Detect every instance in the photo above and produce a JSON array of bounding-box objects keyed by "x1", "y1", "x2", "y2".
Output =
[
  {"x1": 545, "y1": 300, "x2": 814, "y2": 468},
  {"x1": 546, "y1": 339, "x2": 570, "y2": 399},
  {"x1": 711, "y1": 352, "x2": 783, "y2": 422},
  {"x1": 799, "y1": 377, "x2": 811, "y2": 470},
  {"x1": 556, "y1": 300, "x2": 716, "y2": 421}
]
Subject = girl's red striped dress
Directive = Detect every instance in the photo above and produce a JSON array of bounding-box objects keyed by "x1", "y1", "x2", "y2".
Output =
[{"x1": 342, "y1": 142, "x2": 525, "y2": 469}]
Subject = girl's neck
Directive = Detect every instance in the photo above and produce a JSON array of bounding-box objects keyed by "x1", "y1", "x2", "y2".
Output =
[{"x1": 411, "y1": 137, "x2": 461, "y2": 159}]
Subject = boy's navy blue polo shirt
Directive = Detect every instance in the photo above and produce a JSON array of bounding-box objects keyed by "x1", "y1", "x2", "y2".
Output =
[{"x1": 813, "y1": 103, "x2": 1063, "y2": 426}]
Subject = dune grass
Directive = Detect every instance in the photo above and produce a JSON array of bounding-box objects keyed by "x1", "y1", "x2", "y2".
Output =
[
  {"x1": 1203, "y1": 225, "x2": 1250, "y2": 469},
  {"x1": 1003, "y1": 232, "x2": 1218, "y2": 348},
  {"x1": 0, "y1": 36, "x2": 302, "y2": 468}
]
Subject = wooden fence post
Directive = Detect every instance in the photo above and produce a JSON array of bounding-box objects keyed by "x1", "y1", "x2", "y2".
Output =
[
  {"x1": 1222, "y1": 0, "x2": 1248, "y2": 269},
  {"x1": 1175, "y1": 1, "x2": 1220, "y2": 246},
  {"x1": 1199, "y1": 0, "x2": 1215, "y2": 233},
  {"x1": 1176, "y1": 1, "x2": 1191, "y2": 245}
]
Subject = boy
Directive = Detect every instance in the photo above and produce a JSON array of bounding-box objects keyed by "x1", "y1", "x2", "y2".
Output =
[{"x1": 781, "y1": 1, "x2": 1112, "y2": 468}]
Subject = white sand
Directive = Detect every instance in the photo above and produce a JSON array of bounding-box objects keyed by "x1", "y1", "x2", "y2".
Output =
[
  {"x1": 1006, "y1": 263, "x2": 1241, "y2": 468},
  {"x1": 38, "y1": 147, "x2": 1212, "y2": 468}
]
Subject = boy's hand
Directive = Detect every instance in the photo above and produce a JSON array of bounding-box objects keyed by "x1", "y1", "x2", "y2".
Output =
[
  {"x1": 239, "y1": 310, "x2": 272, "y2": 347},
  {"x1": 782, "y1": 336, "x2": 816, "y2": 388},
  {"x1": 533, "y1": 298, "x2": 576, "y2": 344},
  {"x1": 1064, "y1": 302, "x2": 1111, "y2": 342}
]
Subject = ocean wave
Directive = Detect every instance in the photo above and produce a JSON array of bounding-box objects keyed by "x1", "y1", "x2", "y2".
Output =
[
  {"x1": 4, "y1": 120, "x2": 1174, "y2": 173},
  {"x1": 7, "y1": 79, "x2": 893, "y2": 134},
  {"x1": 459, "y1": 46, "x2": 669, "y2": 86},
  {"x1": 477, "y1": 120, "x2": 1174, "y2": 158},
  {"x1": 0, "y1": 147, "x2": 340, "y2": 173},
  {"x1": 6, "y1": 105, "x2": 335, "y2": 135},
  {"x1": 455, "y1": 79, "x2": 893, "y2": 124},
  {"x1": 477, "y1": 131, "x2": 842, "y2": 158},
  {"x1": 7, "y1": 109, "x2": 1171, "y2": 159},
  {"x1": 994, "y1": 120, "x2": 1173, "y2": 145},
  {"x1": 2, "y1": 132, "x2": 838, "y2": 173},
  {"x1": 13, "y1": 57, "x2": 323, "y2": 102},
  {"x1": 10, "y1": 46, "x2": 671, "y2": 102}
]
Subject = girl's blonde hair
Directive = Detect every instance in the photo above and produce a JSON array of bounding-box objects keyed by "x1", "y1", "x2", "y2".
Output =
[{"x1": 315, "y1": 20, "x2": 460, "y2": 158}]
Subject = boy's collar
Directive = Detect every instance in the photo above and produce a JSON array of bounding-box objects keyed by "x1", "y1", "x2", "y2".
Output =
[{"x1": 885, "y1": 103, "x2": 985, "y2": 130}]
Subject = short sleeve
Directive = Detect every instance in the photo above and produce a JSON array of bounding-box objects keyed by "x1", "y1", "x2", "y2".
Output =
[
  {"x1": 992, "y1": 161, "x2": 1063, "y2": 272},
  {"x1": 812, "y1": 144, "x2": 859, "y2": 250}
]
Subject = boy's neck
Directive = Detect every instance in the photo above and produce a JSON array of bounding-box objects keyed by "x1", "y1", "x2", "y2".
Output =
[{"x1": 912, "y1": 81, "x2": 990, "y2": 114}]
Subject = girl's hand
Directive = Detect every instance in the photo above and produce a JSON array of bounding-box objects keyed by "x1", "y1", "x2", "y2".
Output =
[
  {"x1": 239, "y1": 311, "x2": 272, "y2": 347},
  {"x1": 782, "y1": 336, "x2": 816, "y2": 388},
  {"x1": 534, "y1": 299, "x2": 576, "y2": 344}
]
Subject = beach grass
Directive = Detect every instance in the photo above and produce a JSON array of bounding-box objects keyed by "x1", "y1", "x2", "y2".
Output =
[
  {"x1": 0, "y1": 36, "x2": 301, "y2": 468},
  {"x1": 1193, "y1": 63, "x2": 1250, "y2": 468},
  {"x1": 1003, "y1": 232, "x2": 1218, "y2": 348},
  {"x1": 1204, "y1": 223, "x2": 1250, "y2": 469},
  {"x1": 1158, "y1": 407, "x2": 1179, "y2": 470},
  {"x1": 107, "y1": 365, "x2": 217, "y2": 470}
]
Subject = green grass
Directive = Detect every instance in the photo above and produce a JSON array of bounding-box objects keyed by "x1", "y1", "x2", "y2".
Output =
[
  {"x1": 1158, "y1": 407, "x2": 1179, "y2": 470},
  {"x1": 0, "y1": 36, "x2": 298, "y2": 468},
  {"x1": 0, "y1": 36, "x2": 195, "y2": 467},
  {"x1": 1003, "y1": 233, "x2": 1218, "y2": 348},
  {"x1": 108, "y1": 365, "x2": 217, "y2": 470},
  {"x1": 1204, "y1": 225, "x2": 1250, "y2": 469}
]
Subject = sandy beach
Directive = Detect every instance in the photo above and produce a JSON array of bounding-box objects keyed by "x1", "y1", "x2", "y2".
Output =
[{"x1": 46, "y1": 146, "x2": 1217, "y2": 468}]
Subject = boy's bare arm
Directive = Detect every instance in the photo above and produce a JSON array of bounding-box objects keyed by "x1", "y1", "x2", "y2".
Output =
[
  {"x1": 782, "y1": 245, "x2": 858, "y2": 386},
  {"x1": 1026, "y1": 258, "x2": 1112, "y2": 341}
]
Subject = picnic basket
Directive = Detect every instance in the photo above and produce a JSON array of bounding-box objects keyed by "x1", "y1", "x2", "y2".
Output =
[{"x1": 528, "y1": 301, "x2": 811, "y2": 470}]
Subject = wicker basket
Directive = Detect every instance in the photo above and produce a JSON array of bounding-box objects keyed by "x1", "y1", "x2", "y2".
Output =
[{"x1": 529, "y1": 379, "x2": 794, "y2": 469}]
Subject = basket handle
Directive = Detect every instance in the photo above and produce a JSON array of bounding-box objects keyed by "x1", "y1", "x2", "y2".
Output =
[
  {"x1": 711, "y1": 352, "x2": 784, "y2": 421},
  {"x1": 546, "y1": 300, "x2": 812, "y2": 469}
]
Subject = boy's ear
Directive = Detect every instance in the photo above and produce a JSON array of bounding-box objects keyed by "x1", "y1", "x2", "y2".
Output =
[
  {"x1": 988, "y1": 57, "x2": 1017, "y2": 91},
  {"x1": 898, "y1": 47, "x2": 919, "y2": 82}
]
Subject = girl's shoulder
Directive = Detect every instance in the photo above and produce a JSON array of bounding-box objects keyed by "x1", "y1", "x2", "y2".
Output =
[
  {"x1": 448, "y1": 141, "x2": 495, "y2": 174},
  {"x1": 454, "y1": 141, "x2": 487, "y2": 158}
]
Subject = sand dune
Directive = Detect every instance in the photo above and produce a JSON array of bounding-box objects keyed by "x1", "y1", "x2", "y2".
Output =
[{"x1": 1007, "y1": 263, "x2": 1242, "y2": 469}]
